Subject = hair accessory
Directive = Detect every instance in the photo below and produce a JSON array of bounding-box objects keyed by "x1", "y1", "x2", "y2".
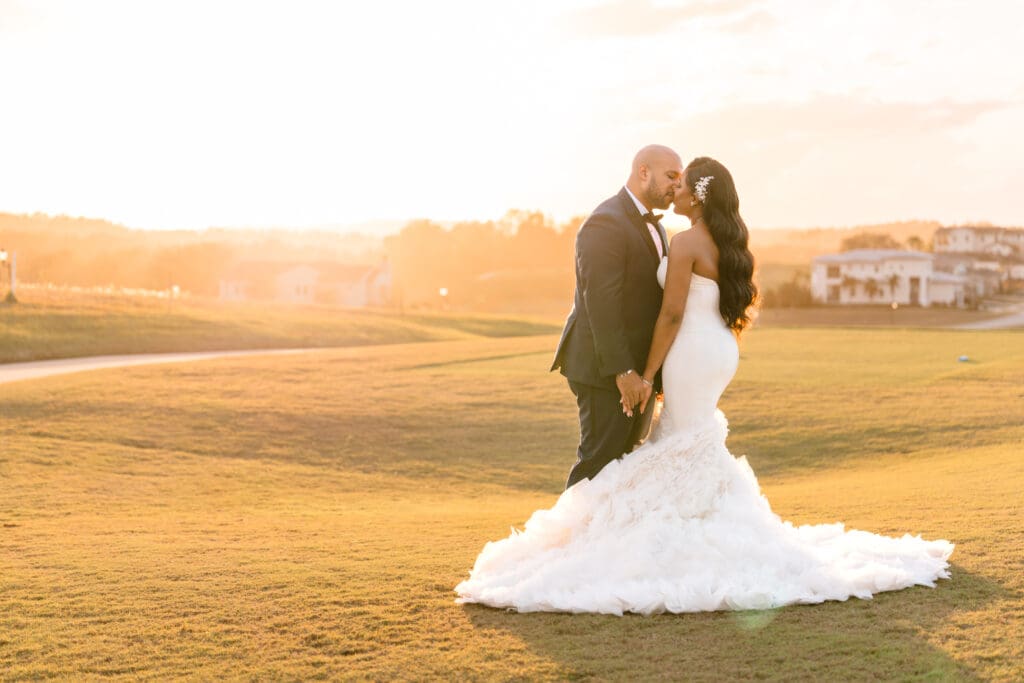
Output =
[{"x1": 694, "y1": 175, "x2": 714, "y2": 203}]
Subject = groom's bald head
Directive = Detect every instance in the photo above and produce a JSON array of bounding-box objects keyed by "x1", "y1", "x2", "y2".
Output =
[
  {"x1": 631, "y1": 144, "x2": 679, "y2": 175},
  {"x1": 627, "y1": 144, "x2": 683, "y2": 211}
]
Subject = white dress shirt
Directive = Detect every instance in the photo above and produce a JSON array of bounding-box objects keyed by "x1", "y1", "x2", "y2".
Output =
[{"x1": 624, "y1": 186, "x2": 665, "y2": 259}]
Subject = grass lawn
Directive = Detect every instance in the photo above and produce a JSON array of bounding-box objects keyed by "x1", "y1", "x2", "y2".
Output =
[
  {"x1": 1, "y1": 328, "x2": 1022, "y2": 680},
  {"x1": 2, "y1": 285, "x2": 1015, "y2": 367},
  {"x1": 0, "y1": 288, "x2": 560, "y2": 363},
  {"x1": 754, "y1": 305, "x2": 1006, "y2": 328}
]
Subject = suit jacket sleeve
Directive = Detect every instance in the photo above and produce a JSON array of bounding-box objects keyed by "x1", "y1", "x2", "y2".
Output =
[{"x1": 576, "y1": 216, "x2": 634, "y2": 378}]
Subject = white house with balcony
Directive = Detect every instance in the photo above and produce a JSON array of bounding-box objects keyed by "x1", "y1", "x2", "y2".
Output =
[{"x1": 811, "y1": 249, "x2": 969, "y2": 307}]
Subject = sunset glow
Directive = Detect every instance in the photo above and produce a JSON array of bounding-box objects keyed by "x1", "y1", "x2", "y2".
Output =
[{"x1": 1, "y1": 0, "x2": 1022, "y2": 232}]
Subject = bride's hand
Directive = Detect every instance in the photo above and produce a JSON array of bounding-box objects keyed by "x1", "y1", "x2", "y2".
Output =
[
  {"x1": 638, "y1": 382, "x2": 654, "y2": 414},
  {"x1": 620, "y1": 393, "x2": 637, "y2": 417}
]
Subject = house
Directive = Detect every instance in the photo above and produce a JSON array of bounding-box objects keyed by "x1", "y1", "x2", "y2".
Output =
[
  {"x1": 218, "y1": 261, "x2": 273, "y2": 302},
  {"x1": 927, "y1": 272, "x2": 972, "y2": 308},
  {"x1": 933, "y1": 226, "x2": 1024, "y2": 293},
  {"x1": 218, "y1": 259, "x2": 391, "y2": 307},
  {"x1": 933, "y1": 226, "x2": 1024, "y2": 256},
  {"x1": 274, "y1": 265, "x2": 318, "y2": 304},
  {"x1": 810, "y1": 250, "x2": 969, "y2": 307},
  {"x1": 811, "y1": 226, "x2": 1024, "y2": 307},
  {"x1": 342, "y1": 259, "x2": 391, "y2": 307},
  {"x1": 220, "y1": 261, "x2": 322, "y2": 303},
  {"x1": 933, "y1": 253, "x2": 1007, "y2": 296}
]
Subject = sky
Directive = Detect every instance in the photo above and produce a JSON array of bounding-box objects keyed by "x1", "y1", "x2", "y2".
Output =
[{"x1": 1, "y1": 0, "x2": 1022, "y2": 233}]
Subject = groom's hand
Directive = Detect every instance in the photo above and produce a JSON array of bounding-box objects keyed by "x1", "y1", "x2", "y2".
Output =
[{"x1": 616, "y1": 370, "x2": 645, "y2": 417}]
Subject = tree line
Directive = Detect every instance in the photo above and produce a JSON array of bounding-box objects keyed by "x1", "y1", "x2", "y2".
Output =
[{"x1": 0, "y1": 211, "x2": 940, "y2": 313}]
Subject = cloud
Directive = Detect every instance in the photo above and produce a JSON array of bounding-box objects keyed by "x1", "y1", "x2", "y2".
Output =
[
  {"x1": 717, "y1": 8, "x2": 777, "y2": 33},
  {"x1": 681, "y1": 96, "x2": 1012, "y2": 141},
  {"x1": 563, "y1": 0, "x2": 764, "y2": 37},
  {"x1": 866, "y1": 51, "x2": 907, "y2": 68},
  {"x1": 650, "y1": 95, "x2": 1020, "y2": 226}
]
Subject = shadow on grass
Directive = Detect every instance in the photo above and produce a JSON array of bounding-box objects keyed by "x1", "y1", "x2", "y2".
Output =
[{"x1": 462, "y1": 564, "x2": 1005, "y2": 681}]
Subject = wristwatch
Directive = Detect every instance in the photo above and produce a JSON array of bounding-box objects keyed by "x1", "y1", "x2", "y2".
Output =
[{"x1": 617, "y1": 369, "x2": 635, "y2": 378}]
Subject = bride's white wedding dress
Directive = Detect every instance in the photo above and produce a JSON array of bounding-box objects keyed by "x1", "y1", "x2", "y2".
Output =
[{"x1": 454, "y1": 259, "x2": 953, "y2": 615}]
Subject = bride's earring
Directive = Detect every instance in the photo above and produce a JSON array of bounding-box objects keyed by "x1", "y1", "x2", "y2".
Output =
[{"x1": 690, "y1": 199, "x2": 699, "y2": 207}]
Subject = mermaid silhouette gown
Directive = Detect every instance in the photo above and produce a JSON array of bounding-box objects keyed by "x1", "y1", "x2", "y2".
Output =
[{"x1": 454, "y1": 259, "x2": 954, "y2": 614}]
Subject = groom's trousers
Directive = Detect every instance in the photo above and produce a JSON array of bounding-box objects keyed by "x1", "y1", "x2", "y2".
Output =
[{"x1": 566, "y1": 379, "x2": 645, "y2": 489}]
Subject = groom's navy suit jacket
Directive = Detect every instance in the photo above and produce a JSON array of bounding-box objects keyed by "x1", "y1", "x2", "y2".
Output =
[{"x1": 551, "y1": 187, "x2": 668, "y2": 392}]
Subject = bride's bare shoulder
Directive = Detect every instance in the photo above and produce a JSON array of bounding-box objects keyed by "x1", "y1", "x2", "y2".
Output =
[
  {"x1": 669, "y1": 228, "x2": 703, "y2": 256},
  {"x1": 671, "y1": 227, "x2": 716, "y2": 256}
]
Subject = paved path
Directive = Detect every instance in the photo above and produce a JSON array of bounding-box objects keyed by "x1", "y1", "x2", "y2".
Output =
[
  {"x1": 954, "y1": 310, "x2": 1024, "y2": 330},
  {"x1": 953, "y1": 299, "x2": 1024, "y2": 330},
  {"x1": 0, "y1": 348, "x2": 315, "y2": 386}
]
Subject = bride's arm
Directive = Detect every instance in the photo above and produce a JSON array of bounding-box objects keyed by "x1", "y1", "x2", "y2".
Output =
[{"x1": 641, "y1": 235, "x2": 695, "y2": 397}]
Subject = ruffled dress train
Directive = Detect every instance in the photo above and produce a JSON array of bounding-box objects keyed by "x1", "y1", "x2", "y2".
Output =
[{"x1": 454, "y1": 266, "x2": 953, "y2": 614}]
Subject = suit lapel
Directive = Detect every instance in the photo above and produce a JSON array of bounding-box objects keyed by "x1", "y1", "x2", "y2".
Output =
[
  {"x1": 656, "y1": 220, "x2": 669, "y2": 258},
  {"x1": 617, "y1": 188, "x2": 661, "y2": 264}
]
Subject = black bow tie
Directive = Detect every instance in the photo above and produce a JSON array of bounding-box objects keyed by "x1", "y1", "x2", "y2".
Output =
[{"x1": 642, "y1": 212, "x2": 663, "y2": 225}]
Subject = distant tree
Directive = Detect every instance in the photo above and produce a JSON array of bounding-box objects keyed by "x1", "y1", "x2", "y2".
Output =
[
  {"x1": 509, "y1": 212, "x2": 560, "y2": 266},
  {"x1": 384, "y1": 210, "x2": 583, "y2": 311},
  {"x1": 151, "y1": 242, "x2": 235, "y2": 296},
  {"x1": 497, "y1": 209, "x2": 546, "y2": 237},
  {"x1": 865, "y1": 279, "x2": 881, "y2": 300},
  {"x1": 841, "y1": 275, "x2": 860, "y2": 296},
  {"x1": 559, "y1": 216, "x2": 586, "y2": 235},
  {"x1": 385, "y1": 219, "x2": 453, "y2": 307},
  {"x1": 762, "y1": 273, "x2": 812, "y2": 308},
  {"x1": 450, "y1": 220, "x2": 502, "y2": 275},
  {"x1": 888, "y1": 274, "x2": 900, "y2": 299},
  {"x1": 840, "y1": 232, "x2": 902, "y2": 252},
  {"x1": 905, "y1": 235, "x2": 928, "y2": 252}
]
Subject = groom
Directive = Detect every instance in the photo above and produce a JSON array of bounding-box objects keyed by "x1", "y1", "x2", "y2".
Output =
[{"x1": 551, "y1": 144, "x2": 683, "y2": 489}]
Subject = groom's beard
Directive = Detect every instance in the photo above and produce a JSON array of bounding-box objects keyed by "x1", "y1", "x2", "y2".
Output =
[{"x1": 643, "y1": 180, "x2": 672, "y2": 210}]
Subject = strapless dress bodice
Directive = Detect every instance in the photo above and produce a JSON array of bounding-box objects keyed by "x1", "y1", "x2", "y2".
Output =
[{"x1": 656, "y1": 257, "x2": 727, "y2": 334}]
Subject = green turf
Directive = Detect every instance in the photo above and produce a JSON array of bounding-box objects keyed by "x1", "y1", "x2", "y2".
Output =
[
  {"x1": 0, "y1": 328, "x2": 1021, "y2": 680},
  {"x1": 0, "y1": 293, "x2": 559, "y2": 362}
]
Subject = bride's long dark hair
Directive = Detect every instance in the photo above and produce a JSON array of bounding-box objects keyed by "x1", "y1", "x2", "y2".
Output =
[{"x1": 686, "y1": 157, "x2": 758, "y2": 334}]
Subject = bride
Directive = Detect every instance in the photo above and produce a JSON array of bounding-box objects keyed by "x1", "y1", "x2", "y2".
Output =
[{"x1": 454, "y1": 157, "x2": 954, "y2": 615}]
